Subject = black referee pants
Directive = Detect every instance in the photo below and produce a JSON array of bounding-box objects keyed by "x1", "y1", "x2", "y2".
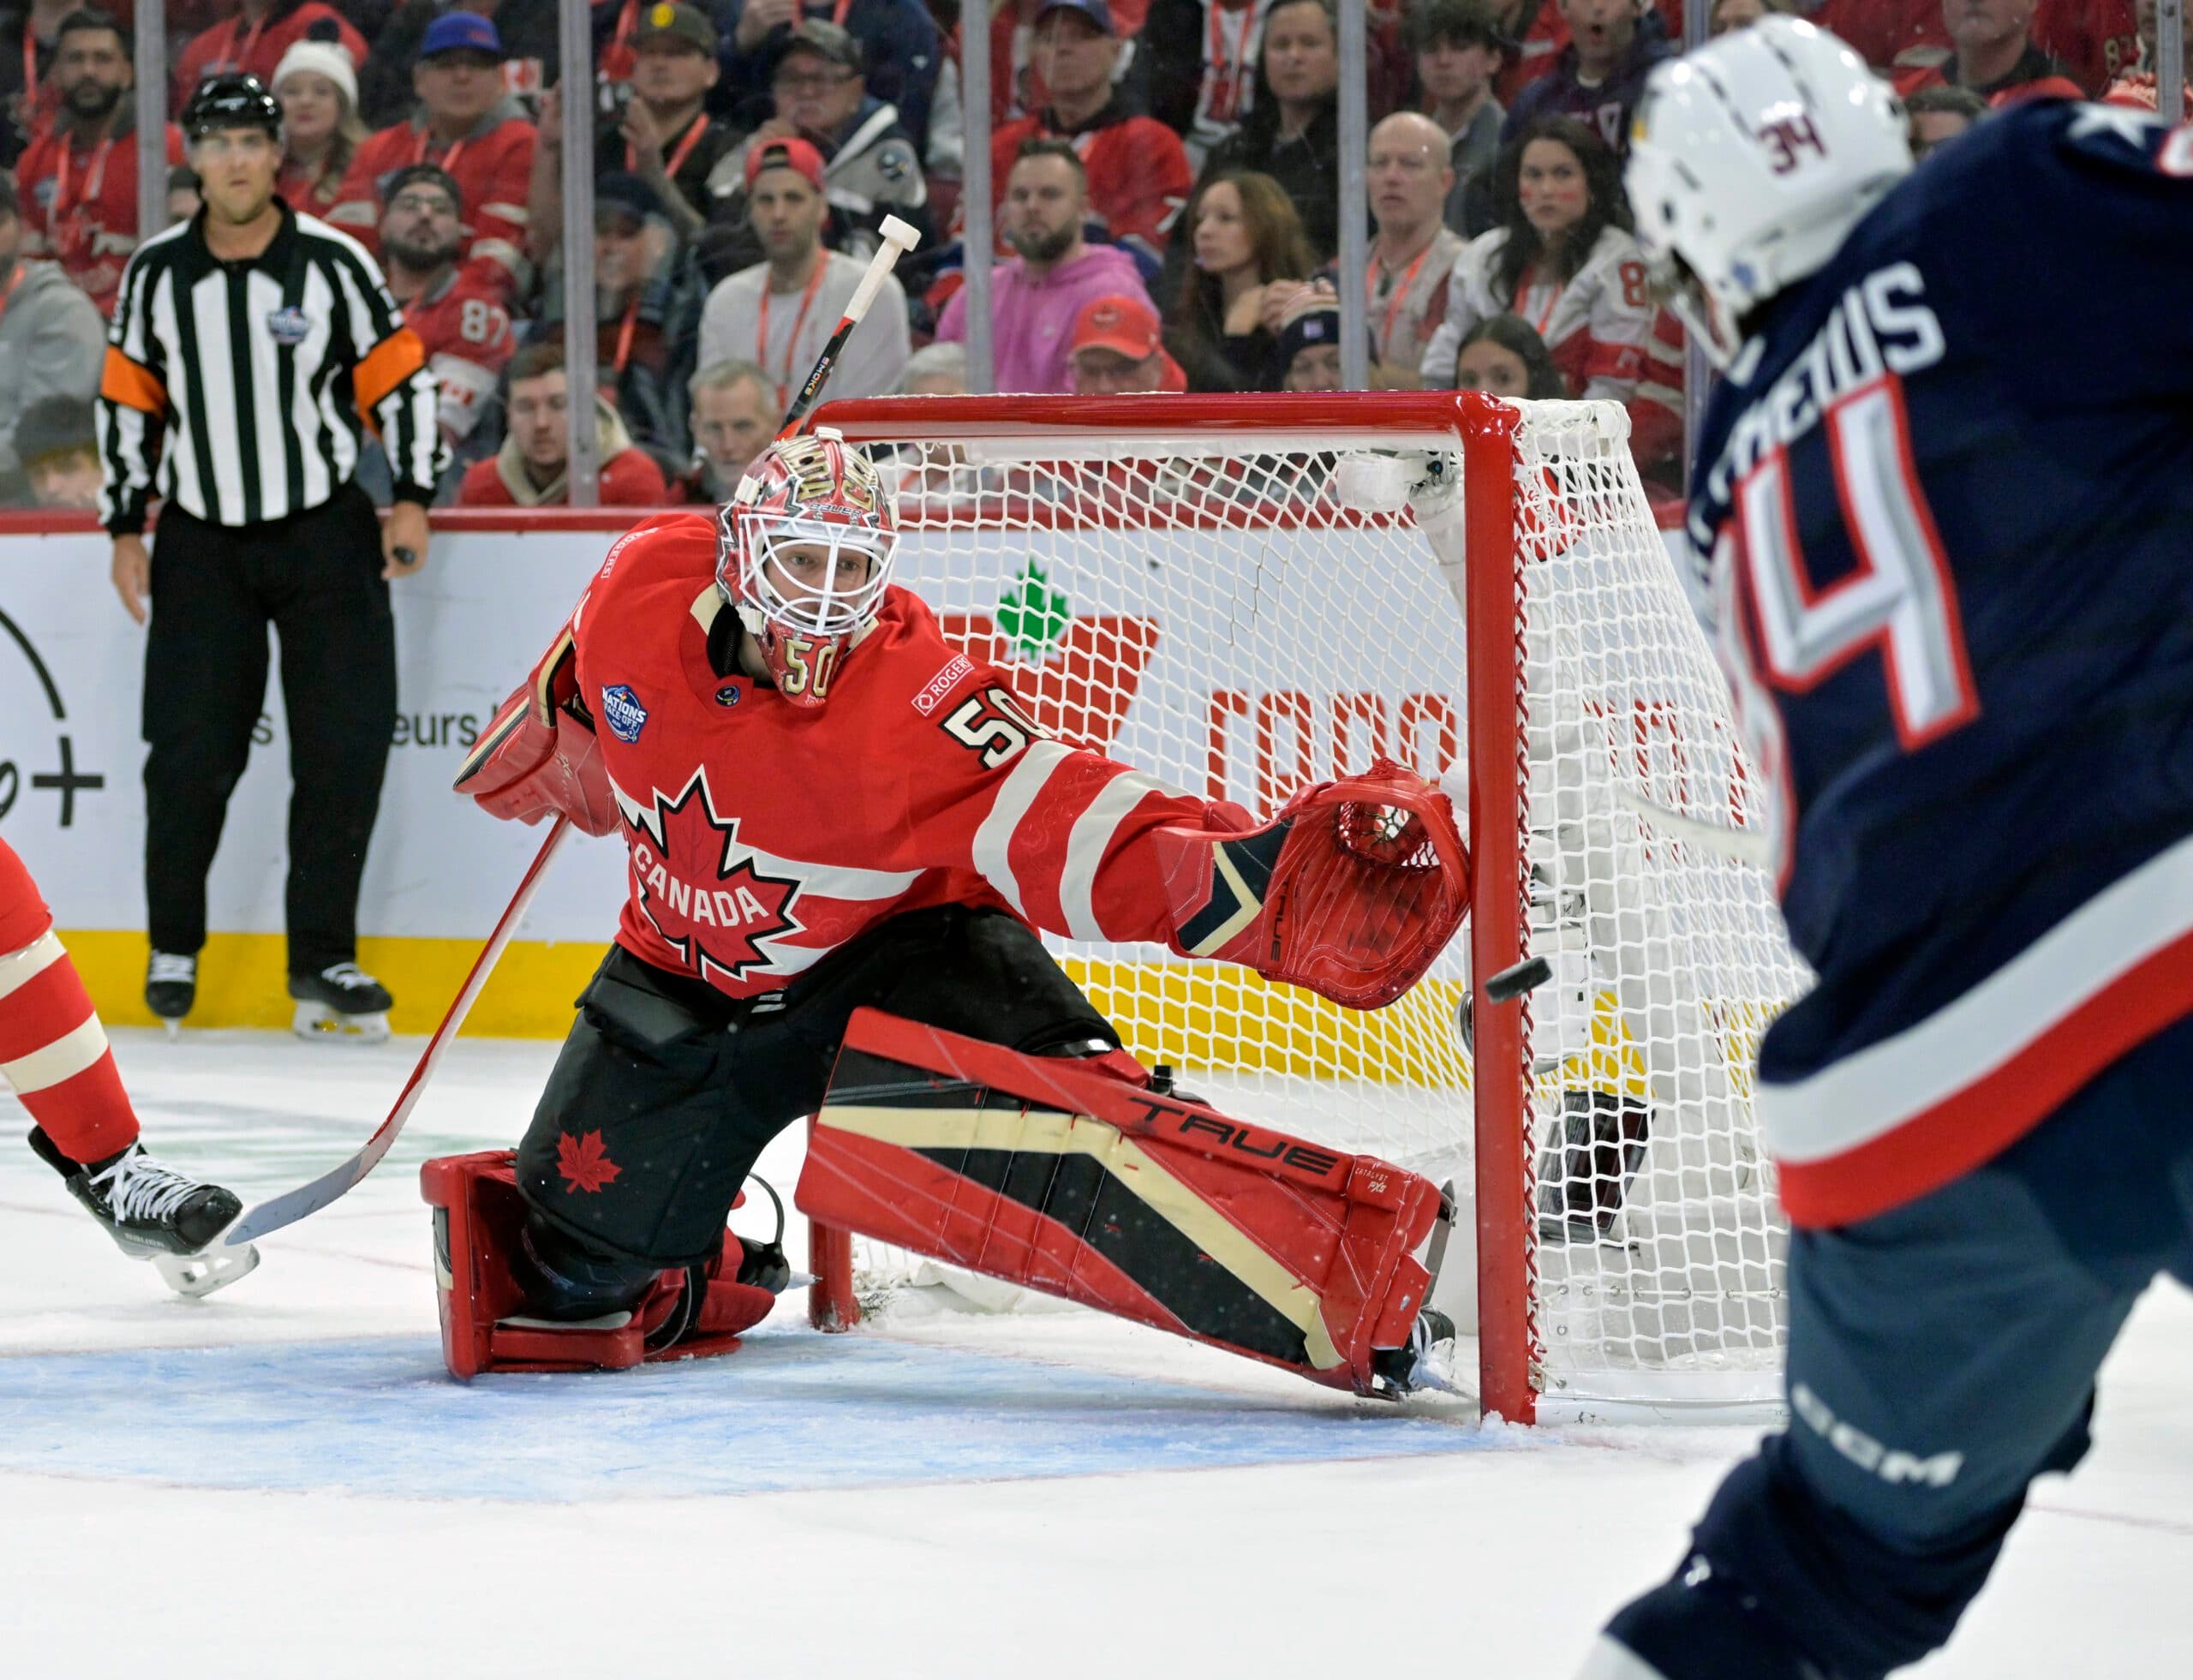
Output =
[{"x1": 141, "y1": 481, "x2": 395, "y2": 978}]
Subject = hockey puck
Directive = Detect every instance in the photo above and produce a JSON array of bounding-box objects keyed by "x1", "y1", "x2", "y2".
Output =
[{"x1": 1485, "y1": 955, "x2": 1553, "y2": 1003}]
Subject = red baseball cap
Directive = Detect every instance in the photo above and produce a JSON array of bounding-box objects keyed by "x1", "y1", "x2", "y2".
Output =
[
  {"x1": 1069, "y1": 294, "x2": 1162, "y2": 360},
  {"x1": 745, "y1": 136, "x2": 828, "y2": 193}
]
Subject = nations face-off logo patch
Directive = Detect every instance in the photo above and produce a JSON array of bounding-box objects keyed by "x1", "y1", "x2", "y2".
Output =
[
  {"x1": 601, "y1": 684, "x2": 648, "y2": 744},
  {"x1": 266, "y1": 305, "x2": 311, "y2": 345}
]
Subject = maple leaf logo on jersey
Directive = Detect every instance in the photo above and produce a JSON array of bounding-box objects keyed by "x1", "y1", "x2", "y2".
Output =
[
  {"x1": 557, "y1": 1130, "x2": 621, "y2": 1194},
  {"x1": 618, "y1": 768, "x2": 804, "y2": 985}
]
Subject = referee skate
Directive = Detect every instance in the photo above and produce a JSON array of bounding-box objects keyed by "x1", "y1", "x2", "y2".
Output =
[{"x1": 287, "y1": 962, "x2": 395, "y2": 1044}]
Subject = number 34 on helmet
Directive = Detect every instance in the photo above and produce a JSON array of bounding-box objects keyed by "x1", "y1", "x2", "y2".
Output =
[
  {"x1": 714, "y1": 429, "x2": 899, "y2": 709},
  {"x1": 1624, "y1": 18, "x2": 1911, "y2": 368}
]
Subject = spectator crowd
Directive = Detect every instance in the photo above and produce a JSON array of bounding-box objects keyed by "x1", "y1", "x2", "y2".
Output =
[{"x1": 0, "y1": 0, "x2": 2174, "y2": 508}]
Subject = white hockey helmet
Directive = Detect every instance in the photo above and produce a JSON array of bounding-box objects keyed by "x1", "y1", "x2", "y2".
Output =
[{"x1": 1625, "y1": 17, "x2": 1911, "y2": 366}]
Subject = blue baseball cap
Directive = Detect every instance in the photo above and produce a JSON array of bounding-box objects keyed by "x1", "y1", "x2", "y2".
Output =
[
  {"x1": 1036, "y1": 0, "x2": 1116, "y2": 35},
  {"x1": 420, "y1": 12, "x2": 505, "y2": 59}
]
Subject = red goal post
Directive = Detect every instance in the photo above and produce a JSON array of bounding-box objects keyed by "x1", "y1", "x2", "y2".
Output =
[{"x1": 800, "y1": 392, "x2": 1802, "y2": 1426}]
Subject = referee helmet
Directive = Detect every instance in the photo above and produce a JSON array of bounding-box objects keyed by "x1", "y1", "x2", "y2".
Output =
[{"x1": 182, "y1": 74, "x2": 284, "y2": 142}]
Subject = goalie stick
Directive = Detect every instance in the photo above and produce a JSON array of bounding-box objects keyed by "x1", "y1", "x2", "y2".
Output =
[
  {"x1": 218, "y1": 817, "x2": 571, "y2": 1247},
  {"x1": 220, "y1": 218, "x2": 929, "y2": 1251},
  {"x1": 740, "y1": 212, "x2": 922, "y2": 494}
]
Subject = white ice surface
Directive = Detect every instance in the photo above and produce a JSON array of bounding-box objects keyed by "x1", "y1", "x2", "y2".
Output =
[{"x1": 0, "y1": 1029, "x2": 2188, "y2": 1678}]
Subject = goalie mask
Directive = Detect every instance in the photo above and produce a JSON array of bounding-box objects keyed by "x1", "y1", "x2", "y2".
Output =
[
  {"x1": 715, "y1": 429, "x2": 897, "y2": 708},
  {"x1": 1625, "y1": 18, "x2": 1910, "y2": 367}
]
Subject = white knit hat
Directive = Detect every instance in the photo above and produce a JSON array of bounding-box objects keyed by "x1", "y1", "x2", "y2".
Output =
[{"x1": 270, "y1": 40, "x2": 359, "y2": 114}]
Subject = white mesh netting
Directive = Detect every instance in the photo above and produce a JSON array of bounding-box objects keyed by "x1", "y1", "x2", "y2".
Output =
[{"x1": 818, "y1": 400, "x2": 1808, "y2": 1417}]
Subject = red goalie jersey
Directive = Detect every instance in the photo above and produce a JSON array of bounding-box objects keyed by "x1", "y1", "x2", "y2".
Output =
[{"x1": 567, "y1": 513, "x2": 1241, "y2": 1001}]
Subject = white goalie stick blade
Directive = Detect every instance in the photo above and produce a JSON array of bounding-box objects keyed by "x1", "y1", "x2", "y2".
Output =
[
  {"x1": 1610, "y1": 785, "x2": 1774, "y2": 869},
  {"x1": 220, "y1": 818, "x2": 572, "y2": 1248}
]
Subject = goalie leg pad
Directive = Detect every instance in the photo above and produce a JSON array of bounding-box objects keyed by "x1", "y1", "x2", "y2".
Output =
[
  {"x1": 421, "y1": 1151, "x2": 775, "y2": 1380},
  {"x1": 798, "y1": 1009, "x2": 1450, "y2": 1396}
]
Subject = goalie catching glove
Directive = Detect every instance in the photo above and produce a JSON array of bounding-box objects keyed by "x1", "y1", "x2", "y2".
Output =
[
  {"x1": 1155, "y1": 757, "x2": 1469, "y2": 1010},
  {"x1": 451, "y1": 623, "x2": 618, "y2": 836}
]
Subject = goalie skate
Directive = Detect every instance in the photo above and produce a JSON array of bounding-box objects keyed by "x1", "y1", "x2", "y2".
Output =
[
  {"x1": 289, "y1": 963, "x2": 392, "y2": 1044},
  {"x1": 420, "y1": 1151, "x2": 780, "y2": 1379}
]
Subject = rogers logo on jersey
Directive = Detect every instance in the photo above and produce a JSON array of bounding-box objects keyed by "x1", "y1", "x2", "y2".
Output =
[{"x1": 911, "y1": 652, "x2": 974, "y2": 715}]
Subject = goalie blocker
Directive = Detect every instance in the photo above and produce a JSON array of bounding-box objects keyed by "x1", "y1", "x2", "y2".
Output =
[{"x1": 802, "y1": 1010, "x2": 1456, "y2": 1397}]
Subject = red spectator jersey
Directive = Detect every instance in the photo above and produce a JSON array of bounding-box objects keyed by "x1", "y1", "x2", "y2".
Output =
[
  {"x1": 980, "y1": 0, "x2": 1154, "y2": 125},
  {"x1": 398, "y1": 268, "x2": 516, "y2": 445},
  {"x1": 18, "y1": 119, "x2": 184, "y2": 315},
  {"x1": 457, "y1": 446, "x2": 667, "y2": 507},
  {"x1": 172, "y1": 3, "x2": 369, "y2": 115},
  {"x1": 2034, "y1": 1, "x2": 2139, "y2": 97},
  {"x1": 328, "y1": 114, "x2": 537, "y2": 306},
  {"x1": 564, "y1": 513, "x2": 1228, "y2": 1001},
  {"x1": 1804, "y1": 1, "x2": 1942, "y2": 70},
  {"x1": 989, "y1": 102, "x2": 1191, "y2": 259},
  {"x1": 1816, "y1": 2, "x2": 2135, "y2": 98},
  {"x1": 278, "y1": 152, "x2": 347, "y2": 218}
]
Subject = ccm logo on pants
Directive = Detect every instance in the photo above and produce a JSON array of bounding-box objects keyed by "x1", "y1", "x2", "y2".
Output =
[{"x1": 1792, "y1": 1382, "x2": 1965, "y2": 1487}]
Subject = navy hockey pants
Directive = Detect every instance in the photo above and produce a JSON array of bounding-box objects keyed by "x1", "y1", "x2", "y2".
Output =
[{"x1": 1681, "y1": 1008, "x2": 2193, "y2": 1677}]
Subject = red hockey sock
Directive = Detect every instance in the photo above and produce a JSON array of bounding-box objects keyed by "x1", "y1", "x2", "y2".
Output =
[{"x1": 0, "y1": 842, "x2": 139, "y2": 1163}]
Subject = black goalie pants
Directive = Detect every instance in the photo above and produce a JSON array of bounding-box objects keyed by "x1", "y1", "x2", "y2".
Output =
[
  {"x1": 516, "y1": 906, "x2": 1118, "y2": 1267},
  {"x1": 140, "y1": 483, "x2": 395, "y2": 977}
]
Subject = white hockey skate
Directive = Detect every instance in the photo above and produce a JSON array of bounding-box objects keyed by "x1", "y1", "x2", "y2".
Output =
[{"x1": 289, "y1": 963, "x2": 393, "y2": 1044}]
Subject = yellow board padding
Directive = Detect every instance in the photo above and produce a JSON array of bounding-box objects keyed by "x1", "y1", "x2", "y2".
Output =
[
  {"x1": 56, "y1": 929, "x2": 606, "y2": 1037},
  {"x1": 57, "y1": 928, "x2": 1479, "y2": 1072},
  {"x1": 1061, "y1": 958, "x2": 1473, "y2": 1086},
  {"x1": 1527, "y1": 989, "x2": 1778, "y2": 1111}
]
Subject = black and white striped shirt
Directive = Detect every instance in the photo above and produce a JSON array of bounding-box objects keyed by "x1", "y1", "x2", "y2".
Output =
[{"x1": 96, "y1": 204, "x2": 445, "y2": 535}]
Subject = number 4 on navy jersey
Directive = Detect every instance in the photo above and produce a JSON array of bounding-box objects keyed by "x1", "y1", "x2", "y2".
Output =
[{"x1": 1725, "y1": 373, "x2": 1980, "y2": 753}]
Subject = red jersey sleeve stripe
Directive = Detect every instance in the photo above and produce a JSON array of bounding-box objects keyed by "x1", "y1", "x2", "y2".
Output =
[
  {"x1": 1064, "y1": 770, "x2": 1177, "y2": 942},
  {"x1": 0, "y1": 928, "x2": 63, "y2": 1001},
  {"x1": 970, "y1": 740, "x2": 1075, "y2": 918},
  {"x1": 1, "y1": 1012, "x2": 107, "y2": 1093},
  {"x1": 1004, "y1": 750, "x2": 1124, "y2": 936}
]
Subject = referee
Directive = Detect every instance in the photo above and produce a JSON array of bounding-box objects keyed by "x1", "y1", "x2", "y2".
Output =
[{"x1": 97, "y1": 75, "x2": 447, "y2": 1042}]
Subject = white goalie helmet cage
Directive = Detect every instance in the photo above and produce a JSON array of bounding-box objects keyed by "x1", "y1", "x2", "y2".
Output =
[
  {"x1": 717, "y1": 428, "x2": 899, "y2": 707},
  {"x1": 1625, "y1": 16, "x2": 1912, "y2": 366}
]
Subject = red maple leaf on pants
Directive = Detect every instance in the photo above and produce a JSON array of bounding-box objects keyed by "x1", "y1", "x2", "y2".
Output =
[{"x1": 556, "y1": 1130, "x2": 622, "y2": 1194}]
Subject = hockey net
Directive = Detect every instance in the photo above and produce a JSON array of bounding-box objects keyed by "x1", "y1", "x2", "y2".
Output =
[{"x1": 805, "y1": 393, "x2": 1807, "y2": 1424}]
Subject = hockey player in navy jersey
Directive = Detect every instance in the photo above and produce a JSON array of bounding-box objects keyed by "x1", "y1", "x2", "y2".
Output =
[{"x1": 1580, "y1": 19, "x2": 2193, "y2": 1680}]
